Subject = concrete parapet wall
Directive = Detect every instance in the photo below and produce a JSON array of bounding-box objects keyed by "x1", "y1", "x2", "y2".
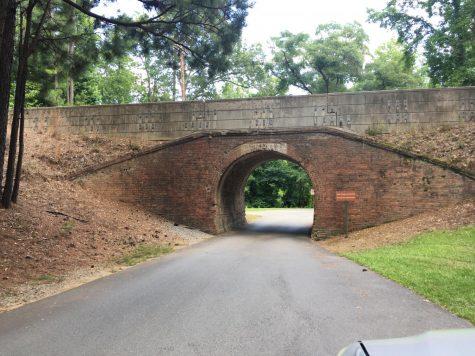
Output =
[{"x1": 22, "y1": 87, "x2": 475, "y2": 141}]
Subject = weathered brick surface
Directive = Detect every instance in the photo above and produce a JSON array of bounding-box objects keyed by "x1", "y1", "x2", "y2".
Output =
[{"x1": 80, "y1": 128, "x2": 474, "y2": 237}]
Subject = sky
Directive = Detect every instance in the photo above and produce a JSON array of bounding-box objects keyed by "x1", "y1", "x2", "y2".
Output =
[
  {"x1": 242, "y1": 0, "x2": 394, "y2": 52},
  {"x1": 96, "y1": 0, "x2": 395, "y2": 53}
]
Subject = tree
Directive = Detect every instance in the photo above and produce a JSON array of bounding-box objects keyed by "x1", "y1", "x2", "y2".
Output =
[
  {"x1": 136, "y1": 51, "x2": 176, "y2": 102},
  {"x1": 216, "y1": 43, "x2": 284, "y2": 98},
  {"x1": 271, "y1": 23, "x2": 369, "y2": 94},
  {"x1": 0, "y1": 0, "x2": 17, "y2": 190},
  {"x1": 188, "y1": 42, "x2": 284, "y2": 99},
  {"x1": 63, "y1": 0, "x2": 250, "y2": 78},
  {"x1": 27, "y1": 2, "x2": 100, "y2": 107},
  {"x1": 369, "y1": 0, "x2": 475, "y2": 87},
  {"x1": 99, "y1": 57, "x2": 138, "y2": 104},
  {"x1": 3, "y1": 0, "x2": 54, "y2": 208},
  {"x1": 132, "y1": 41, "x2": 283, "y2": 102},
  {"x1": 0, "y1": 0, "x2": 250, "y2": 208},
  {"x1": 70, "y1": 66, "x2": 102, "y2": 105},
  {"x1": 355, "y1": 40, "x2": 428, "y2": 91}
]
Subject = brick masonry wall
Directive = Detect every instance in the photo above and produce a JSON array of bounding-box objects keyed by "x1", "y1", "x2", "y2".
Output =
[
  {"x1": 80, "y1": 128, "x2": 475, "y2": 237},
  {"x1": 22, "y1": 87, "x2": 475, "y2": 140}
]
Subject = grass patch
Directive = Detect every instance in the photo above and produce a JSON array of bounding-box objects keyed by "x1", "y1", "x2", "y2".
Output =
[
  {"x1": 116, "y1": 244, "x2": 173, "y2": 266},
  {"x1": 60, "y1": 220, "x2": 75, "y2": 236},
  {"x1": 365, "y1": 126, "x2": 385, "y2": 136},
  {"x1": 344, "y1": 226, "x2": 475, "y2": 324},
  {"x1": 34, "y1": 274, "x2": 63, "y2": 284}
]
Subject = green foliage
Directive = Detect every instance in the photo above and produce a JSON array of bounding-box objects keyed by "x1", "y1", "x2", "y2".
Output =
[
  {"x1": 19, "y1": 0, "x2": 251, "y2": 107},
  {"x1": 214, "y1": 43, "x2": 285, "y2": 98},
  {"x1": 98, "y1": 57, "x2": 138, "y2": 104},
  {"x1": 74, "y1": 67, "x2": 102, "y2": 105},
  {"x1": 365, "y1": 126, "x2": 385, "y2": 136},
  {"x1": 131, "y1": 41, "x2": 284, "y2": 102},
  {"x1": 60, "y1": 220, "x2": 75, "y2": 236},
  {"x1": 271, "y1": 22, "x2": 369, "y2": 93},
  {"x1": 135, "y1": 53, "x2": 175, "y2": 103},
  {"x1": 245, "y1": 160, "x2": 313, "y2": 208},
  {"x1": 369, "y1": 0, "x2": 475, "y2": 87},
  {"x1": 95, "y1": 0, "x2": 251, "y2": 100},
  {"x1": 356, "y1": 40, "x2": 428, "y2": 91},
  {"x1": 23, "y1": 81, "x2": 41, "y2": 108},
  {"x1": 117, "y1": 244, "x2": 174, "y2": 266},
  {"x1": 345, "y1": 226, "x2": 475, "y2": 324},
  {"x1": 27, "y1": 1, "x2": 100, "y2": 107},
  {"x1": 18, "y1": 1, "x2": 471, "y2": 109}
]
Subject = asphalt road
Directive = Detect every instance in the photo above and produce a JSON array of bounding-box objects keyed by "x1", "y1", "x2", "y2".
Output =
[{"x1": 0, "y1": 210, "x2": 470, "y2": 355}]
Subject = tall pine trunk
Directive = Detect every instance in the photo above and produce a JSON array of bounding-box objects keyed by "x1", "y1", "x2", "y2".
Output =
[
  {"x1": 0, "y1": 0, "x2": 16, "y2": 189},
  {"x1": 2, "y1": 4, "x2": 32, "y2": 208},
  {"x1": 0, "y1": 0, "x2": 6, "y2": 42},
  {"x1": 8, "y1": 0, "x2": 52, "y2": 206},
  {"x1": 172, "y1": 67, "x2": 177, "y2": 101},
  {"x1": 179, "y1": 49, "x2": 187, "y2": 101},
  {"x1": 66, "y1": 41, "x2": 75, "y2": 105},
  {"x1": 67, "y1": 77, "x2": 75, "y2": 105},
  {"x1": 12, "y1": 102, "x2": 25, "y2": 203}
]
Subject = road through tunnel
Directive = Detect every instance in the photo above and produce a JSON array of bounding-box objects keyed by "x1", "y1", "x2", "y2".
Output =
[{"x1": 216, "y1": 150, "x2": 315, "y2": 235}]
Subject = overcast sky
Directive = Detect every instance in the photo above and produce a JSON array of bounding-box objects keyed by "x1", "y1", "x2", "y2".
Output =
[{"x1": 96, "y1": 0, "x2": 395, "y2": 53}]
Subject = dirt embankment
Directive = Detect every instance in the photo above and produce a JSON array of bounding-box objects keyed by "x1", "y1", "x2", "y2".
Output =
[
  {"x1": 365, "y1": 124, "x2": 474, "y2": 173},
  {"x1": 0, "y1": 130, "x2": 210, "y2": 312}
]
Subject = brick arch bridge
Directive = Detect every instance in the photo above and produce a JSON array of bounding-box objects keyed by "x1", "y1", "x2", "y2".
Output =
[{"x1": 77, "y1": 127, "x2": 474, "y2": 237}]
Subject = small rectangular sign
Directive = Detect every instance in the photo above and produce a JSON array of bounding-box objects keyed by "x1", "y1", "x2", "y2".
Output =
[{"x1": 336, "y1": 191, "x2": 357, "y2": 202}]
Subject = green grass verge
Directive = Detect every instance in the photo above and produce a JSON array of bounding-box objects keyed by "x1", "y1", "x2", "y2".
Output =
[
  {"x1": 344, "y1": 226, "x2": 475, "y2": 324},
  {"x1": 116, "y1": 244, "x2": 174, "y2": 267}
]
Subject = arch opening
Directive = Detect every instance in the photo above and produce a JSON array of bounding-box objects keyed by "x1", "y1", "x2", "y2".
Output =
[{"x1": 216, "y1": 150, "x2": 315, "y2": 235}]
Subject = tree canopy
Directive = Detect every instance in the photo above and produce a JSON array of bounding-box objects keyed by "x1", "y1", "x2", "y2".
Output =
[
  {"x1": 271, "y1": 23, "x2": 369, "y2": 94},
  {"x1": 355, "y1": 40, "x2": 428, "y2": 91},
  {"x1": 369, "y1": 0, "x2": 475, "y2": 87},
  {"x1": 245, "y1": 160, "x2": 313, "y2": 209}
]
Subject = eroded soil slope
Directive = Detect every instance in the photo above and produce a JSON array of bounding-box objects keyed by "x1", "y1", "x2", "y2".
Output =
[{"x1": 365, "y1": 124, "x2": 474, "y2": 172}]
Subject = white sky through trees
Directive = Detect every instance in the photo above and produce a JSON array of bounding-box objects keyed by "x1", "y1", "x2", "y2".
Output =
[{"x1": 96, "y1": 0, "x2": 395, "y2": 52}]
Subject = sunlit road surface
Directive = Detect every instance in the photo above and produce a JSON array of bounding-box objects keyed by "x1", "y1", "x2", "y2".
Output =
[
  {"x1": 0, "y1": 209, "x2": 470, "y2": 355},
  {"x1": 246, "y1": 208, "x2": 314, "y2": 234}
]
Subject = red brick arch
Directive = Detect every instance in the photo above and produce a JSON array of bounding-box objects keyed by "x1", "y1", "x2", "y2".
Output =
[
  {"x1": 79, "y1": 128, "x2": 474, "y2": 237},
  {"x1": 215, "y1": 143, "x2": 314, "y2": 233}
]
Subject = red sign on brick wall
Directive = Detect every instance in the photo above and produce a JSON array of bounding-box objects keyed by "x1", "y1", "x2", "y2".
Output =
[{"x1": 336, "y1": 191, "x2": 357, "y2": 202}]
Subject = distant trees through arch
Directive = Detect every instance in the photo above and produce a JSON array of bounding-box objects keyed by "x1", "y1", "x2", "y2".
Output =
[{"x1": 245, "y1": 160, "x2": 313, "y2": 209}]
